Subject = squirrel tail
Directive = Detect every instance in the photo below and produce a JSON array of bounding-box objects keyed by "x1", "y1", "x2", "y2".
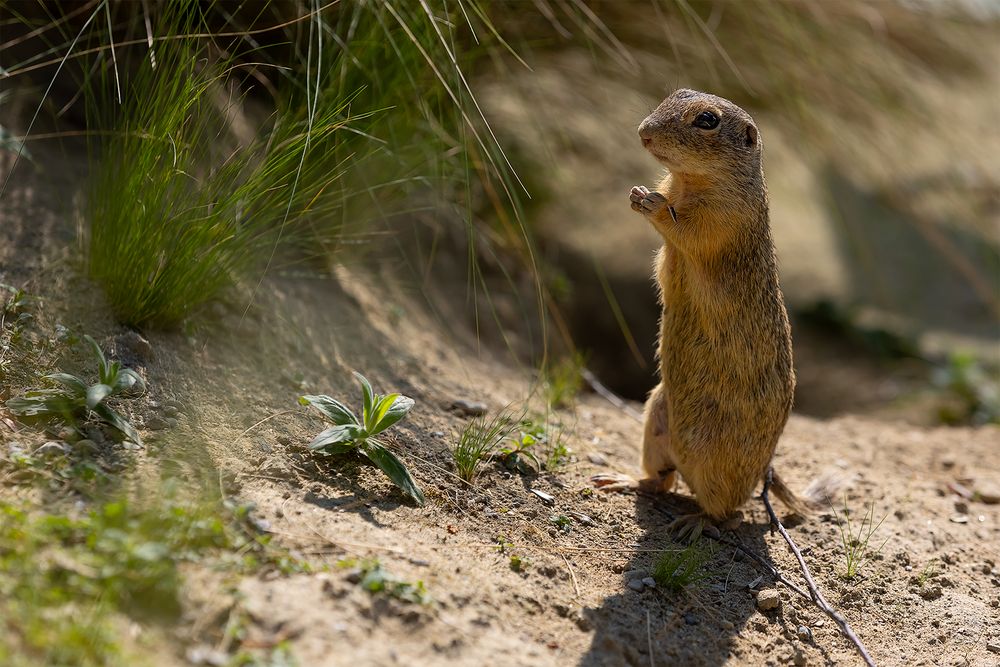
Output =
[{"x1": 768, "y1": 468, "x2": 850, "y2": 517}]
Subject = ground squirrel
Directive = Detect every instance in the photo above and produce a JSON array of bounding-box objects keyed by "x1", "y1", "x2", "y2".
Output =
[{"x1": 594, "y1": 89, "x2": 815, "y2": 535}]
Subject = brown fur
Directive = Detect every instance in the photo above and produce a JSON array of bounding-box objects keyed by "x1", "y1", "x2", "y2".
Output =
[{"x1": 633, "y1": 89, "x2": 801, "y2": 520}]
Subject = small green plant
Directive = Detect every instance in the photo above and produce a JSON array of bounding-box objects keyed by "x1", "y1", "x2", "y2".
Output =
[
  {"x1": 652, "y1": 540, "x2": 716, "y2": 593},
  {"x1": 831, "y1": 498, "x2": 890, "y2": 580},
  {"x1": 550, "y1": 514, "x2": 572, "y2": 533},
  {"x1": 498, "y1": 418, "x2": 571, "y2": 473},
  {"x1": 5, "y1": 335, "x2": 145, "y2": 444},
  {"x1": 542, "y1": 353, "x2": 586, "y2": 409},
  {"x1": 933, "y1": 352, "x2": 1000, "y2": 425},
  {"x1": 338, "y1": 558, "x2": 430, "y2": 605},
  {"x1": 509, "y1": 554, "x2": 529, "y2": 572},
  {"x1": 298, "y1": 372, "x2": 424, "y2": 506},
  {"x1": 915, "y1": 560, "x2": 939, "y2": 587},
  {"x1": 494, "y1": 535, "x2": 514, "y2": 554},
  {"x1": 452, "y1": 410, "x2": 517, "y2": 483},
  {"x1": 545, "y1": 432, "x2": 571, "y2": 471},
  {"x1": 498, "y1": 419, "x2": 543, "y2": 474}
]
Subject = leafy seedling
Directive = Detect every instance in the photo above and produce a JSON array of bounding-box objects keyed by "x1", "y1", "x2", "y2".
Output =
[
  {"x1": 453, "y1": 409, "x2": 518, "y2": 483},
  {"x1": 509, "y1": 554, "x2": 529, "y2": 572},
  {"x1": 550, "y1": 514, "x2": 572, "y2": 533},
  {"x1": 652, "y1": 540, "x2": 715, "y2": 593},
  {"x1": 498, "y1": 419, "x2": 544, "y2": 474},
  {"x1": 298, "y1": 372, "x2": 424, "y2": 506},
  {"x1": 831, "y1": 497, "x2": 889, "y2": 580},
  {"x1": 338, "y1": 558, "x2": 430, "y2": 605},
  {"x1": 5, "y1": 335, "x2": 145, "y2": 444}
]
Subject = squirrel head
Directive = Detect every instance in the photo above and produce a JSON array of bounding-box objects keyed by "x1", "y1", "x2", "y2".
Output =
[{"x1": 638, "y1": 89, "x2": 761, "y2": 178}]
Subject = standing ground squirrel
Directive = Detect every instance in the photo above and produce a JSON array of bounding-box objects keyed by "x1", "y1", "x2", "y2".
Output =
[{"x1": 594, "y1": 89, "x2": 818, "y2": 535}]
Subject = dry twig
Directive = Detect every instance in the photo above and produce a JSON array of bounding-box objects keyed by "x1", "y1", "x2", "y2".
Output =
[{"x1": 761, "y1": 468, "x2": 876, "y2": 667}]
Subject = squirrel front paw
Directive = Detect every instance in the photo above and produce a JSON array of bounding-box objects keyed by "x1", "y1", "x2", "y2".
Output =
[{"x1": 629, "y1": 185, "x2": 667, "y2": 216}]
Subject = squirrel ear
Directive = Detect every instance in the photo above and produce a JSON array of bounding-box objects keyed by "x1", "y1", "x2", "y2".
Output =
[{"x1": 744, "y1": 124, "x2": 758, "y2": 148}]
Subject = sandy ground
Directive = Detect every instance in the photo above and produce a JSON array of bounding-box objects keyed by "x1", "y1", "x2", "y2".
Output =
[{"x1": 2, "y1": 114, "x2": 999, "y2": 667}]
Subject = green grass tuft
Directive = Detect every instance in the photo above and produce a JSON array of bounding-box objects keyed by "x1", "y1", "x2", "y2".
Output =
[
  {"x1": 652, "y1": 540, "x2": 715, "y2": 593},
  {"x1": 831, "y1": 497, "x2": 890, "y2": 580},
  {"x1": 452, "y1": 409, "x2": 518, "y2": 483}
]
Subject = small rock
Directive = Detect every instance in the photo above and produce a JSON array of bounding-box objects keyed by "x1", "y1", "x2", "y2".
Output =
[
  {"x1": 587, "y1": 452, "x2": 608, "y2": 466},
  {"x1": 975, "y1": 479, "x2": 1000, "y2": 505},
  {"x1": 949, "y1": 514, "x2": 969, "y2": 524},
  {"x1": 756, "y1": 589, "x2": 781, "y2": 611},
  {"x1": 642, "y1": 577, "x2": 656, "y2": 589},
  {"x1": 115, "y1": 330, "x2": 153, "y2": 362},
  {"x1": 627, "y1": 578, "x2": 645, "y2": 592},
  {"x1": 918, "y1": 585, "x2": 943, "y2": 600},
  {"x1": 940, "y1": 457, "x2": 955, "y2": 470},
  {"x1": 796, "y1": 625, "x2": 812, "y2": 642},
  {"x1": 954, "y1": 500, "x2": 969, "y2": 514},
  {"x1": 33, "y1": 441, "x2": 67, "y2": 457},
  {"x1": 164, "y1": 417, "x2": 178, "y2": 429},
  {"x1": 186, "y1": 646, "x2": 227, "y2": 666},
  {"x1": 74, "y1": 439, "x2": 98, "y2": 455},
  {"x1": 57, "y1": 427, "x2": 80, "y2": 443},
  {"x1": 449, "y1": 399, "x2": 488, "y2": 417},
  {"x1": 163, "y1": 405, "x2": 179, "y2": 418},
  {"x1": 122, "y1": 442, "x2": 142, "y2": 451},
  {"x1": 146, "y1": 416, "x2": 168, "y2": 430},
  {"x1": 986, "y1": 641, "x2": 1000, "y2": 654},
  {"x1": 530, "y1": 489, "x2": 555, "y2": 505}
]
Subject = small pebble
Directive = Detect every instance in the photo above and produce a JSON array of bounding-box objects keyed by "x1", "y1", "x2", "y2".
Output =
[
  {"x1": 986, "y1": 641, "x2": 1000, "y2": 654},
  {"x1": 450, "y1": 399, "x2": 488, "y2": 417},
  {"x1": 115, "y1": 330, "x2": 154, "y2": 362},
  {"x1": 146, "y1": 416, "x2": 168, "y2": 430},
  {"x1": 642, "y1": 577, "x2": 656, "y2": 589},
  {"x1": 756, "y1": 589, "x2": 781, "y2": 611},
  {"x1": 531, "y1": 489, "x2": 555, "y2": 505},
  {"x1": 627, "y1": 578, "x2": 645, "y2": 592},
  {"x1": 949, "y1": 514, "x2": 968, "y2": 524},
  {"x1": 163, "y1": 405, "x2": 179, "y2": 418},
  {"x1": 33, "y1": 441, "x2": 67, "y2": 457},
  {"x1": 74, "y1": 439, "x2": 98, "y2": 454},
  {"x1": 975, "y1": 479, "x2": 1000, "y2": 504},
  {"x1": 587, "y1": 452, "x2": 608, "y2": 466},
  {"x1": 796, "y1": 625, "x2": 812, "y2": 642}
]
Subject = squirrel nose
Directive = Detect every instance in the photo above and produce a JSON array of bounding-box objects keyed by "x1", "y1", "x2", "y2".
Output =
[{"x1": 638, "y1": 121, "x2": 655, "y2": 146}]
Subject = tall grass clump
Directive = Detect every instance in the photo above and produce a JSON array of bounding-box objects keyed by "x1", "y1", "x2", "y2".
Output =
[
  {"x1": 85, "y1": 3, "x2": 362, "y2": 327},
  {"x1": 75, "y1": 0, "x2": 537, "y2": 329}
]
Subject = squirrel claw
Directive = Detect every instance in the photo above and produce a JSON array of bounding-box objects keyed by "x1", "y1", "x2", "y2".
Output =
[
  {"x1": 629, "y1": 185, "x2": 666, "y2": 215},
  {"x1": 591, "y1": 472, "x2": 639, "y2": 493},
  {"x1": 668, "y1": 513, "x2": 718, "y2": 542}
]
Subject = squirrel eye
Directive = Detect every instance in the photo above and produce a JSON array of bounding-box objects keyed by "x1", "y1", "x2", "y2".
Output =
[{"x1": 692, "y1": 110, "x2": 720, "y2": 130}]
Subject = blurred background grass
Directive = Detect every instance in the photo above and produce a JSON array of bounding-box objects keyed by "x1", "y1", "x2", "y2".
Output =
[{"x1": 1, "y1": 0, "x2": 997, "y2": 426}]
